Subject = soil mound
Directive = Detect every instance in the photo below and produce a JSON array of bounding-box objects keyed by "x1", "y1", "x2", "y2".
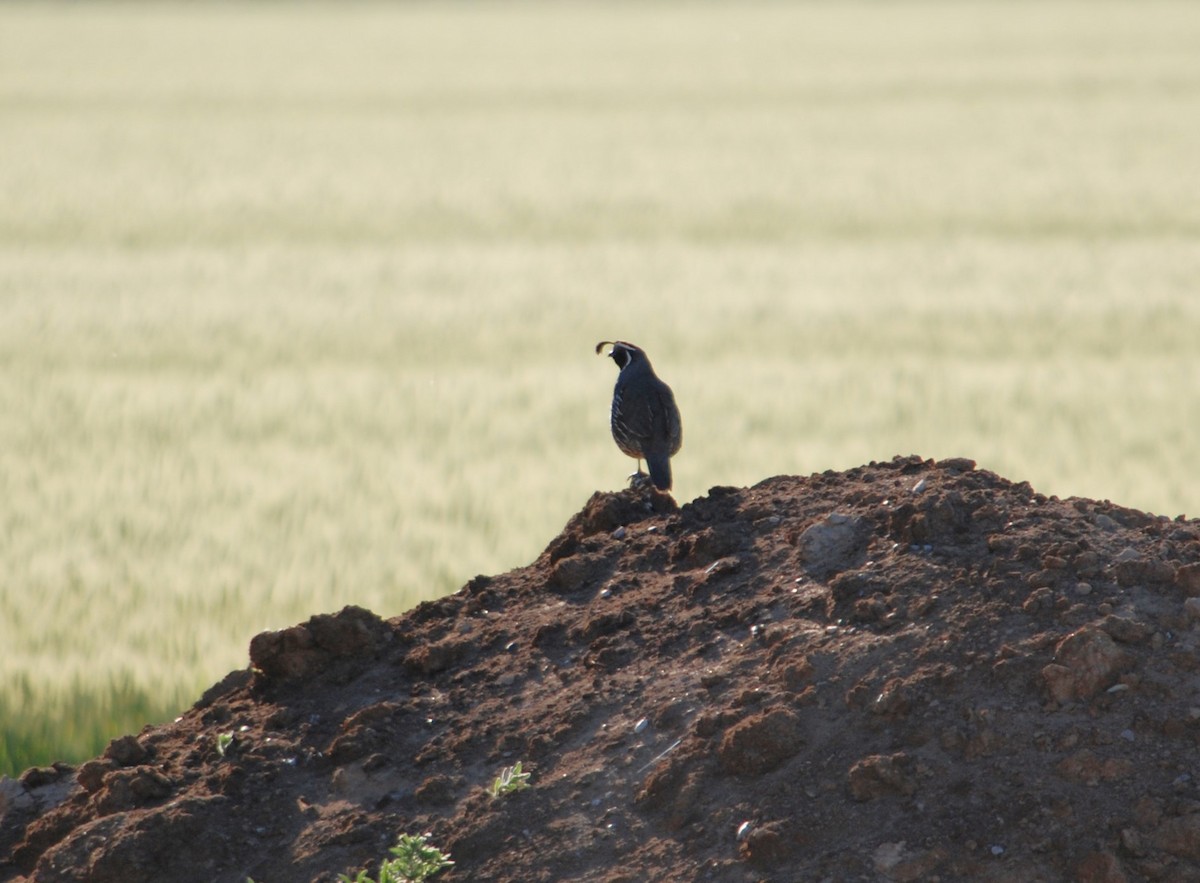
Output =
[{"x1": 4, "y1": 456, "x2": 1200, "y2": 882}]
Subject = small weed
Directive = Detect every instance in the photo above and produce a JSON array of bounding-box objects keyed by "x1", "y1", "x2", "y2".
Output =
[
  {"x1": 338, "y1": 832, "x2": 453, "y2": 883},
  {"x1": 216, "y1": 732, "x2": 234, "y2": 758},
  {"x1": 490, "y1": 760, "x2": 530, "y2": 798}
]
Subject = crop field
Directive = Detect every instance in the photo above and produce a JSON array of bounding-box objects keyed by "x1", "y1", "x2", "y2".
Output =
[{"x1": 2, "y1": 0, "x2": 1199, "y2": 775}]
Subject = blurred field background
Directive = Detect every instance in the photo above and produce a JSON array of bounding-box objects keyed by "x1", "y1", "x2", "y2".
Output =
[{"x1": 2, "y1": 0, "x2": 1199, "y2": 775}]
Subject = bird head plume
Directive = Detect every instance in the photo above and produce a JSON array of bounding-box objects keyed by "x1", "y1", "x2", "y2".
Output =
[{"x1": 595, "y1": 340, "x2": 645, "y2": 371}]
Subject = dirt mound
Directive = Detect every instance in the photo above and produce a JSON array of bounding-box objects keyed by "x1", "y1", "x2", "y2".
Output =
[{"x1": 4, "y1": 456, "x2": 1200, "y2": 882}]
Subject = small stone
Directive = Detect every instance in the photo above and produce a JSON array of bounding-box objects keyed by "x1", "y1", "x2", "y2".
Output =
[
  {"x1": 104, "y1": 735, "x2": 149, "y2": 767},
  {"x1": 873, "y1": 841, "x2": 908, "y2": 873},
  {"x1": 740, "y1": 820, "x2": 790, "y2": 868},
  {"x1": 848, "y1": 752, "x2": 916, "y2": 800},
  {"x1": 1042, "y1": 626, "x2": 1133, "y2": 703},
  {"x1": 0, "y1": 777, "x2": 31, "y2": 814},
  {"x1": 1176, "y1": 562, "x2": 1200, "y2": 595},
  {"x1": 1101, "y1": 615, "x2": 1153, "y2": 644},
  {"x1": 1027, "y1": 571, "x2": 1056, "y2": 589},
  {"x1": 19, "y1": 766, "x2": 65, "y2": 789},
  {"x1": 76, "y1": 760, "x2": 114, "y2": 794},
  {"x1": 1056, "y1": 749, "x2": 1134, "y2": 785},
  {"x1": 128, "y1": 769, "x2": 173, "y2": 800},
  {"x1": 1155, "y1": 815, "x2": 1200, "y2": 862},
  {"x1": 795, "y1": 514, "x2": 871, "y2": 573},
  {"x1": 1075, "y1": 551, "x2": 1102, "y2": 575},
  {"x1": 938, "y1": 457, "x2": 976, "y2": 472},
  {"x1": 1077, "y1": 850, "x2": 1129, "y2": 883}
]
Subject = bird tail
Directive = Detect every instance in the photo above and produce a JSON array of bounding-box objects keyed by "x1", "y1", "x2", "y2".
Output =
[{"x1": 646, "y1": 453, "x2": 672, "y2": 492}]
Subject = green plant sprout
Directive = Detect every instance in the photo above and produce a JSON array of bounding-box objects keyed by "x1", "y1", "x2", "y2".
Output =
[
  {"x1": 216, "y1": 732, "x2": 234, "y2": 757},
  {"x1": 338, "y1": 832, "x2": 453, "y2": 883},
  {"x1": 490, "y1": 760, "x2": 531, "y2": 798}
]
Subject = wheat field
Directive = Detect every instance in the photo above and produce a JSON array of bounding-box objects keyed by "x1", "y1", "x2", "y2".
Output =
[{"x1": 2, "y1": 0, "x2": 1199, "y2": 774}]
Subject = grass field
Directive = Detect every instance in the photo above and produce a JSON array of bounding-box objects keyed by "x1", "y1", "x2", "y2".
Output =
[{"x1": 2, "y1": 0, "x2": 1199, "y2": 776}]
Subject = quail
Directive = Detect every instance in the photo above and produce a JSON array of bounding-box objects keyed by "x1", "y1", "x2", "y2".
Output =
[{"x1": 595, "y1": 340, "x2": 682, "y2": 492}]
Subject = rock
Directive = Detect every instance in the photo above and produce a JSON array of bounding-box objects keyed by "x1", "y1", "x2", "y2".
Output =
[
  {"x1": 890, "y1": 847, "x2": 948, "y2": 882},
  {"x1": 6, "y1": 766, "x2": 75, "y2": 819},
  {"x1": 1155, "y1": 814, "x2": 1200, "y2": 862},
  {"x1": 103, "y1": 735, "x2": 149, "y2": 767},
  {"x1": 306, "y1": 605, "x2": 392, "y2": 656},
  {"x1": 129, "y1": 769, "x2": 173, "y2": 800},
  {"x1": 0, "y1": 776, "x2": 30, "y2": 815},
  {"x1": 1176, "y1": 562, "x2": 1200, "y2": 595},
  {"x1": 1042, "y1": 626, "x2": 1133, "y2": 704},
  {"x1": 250, "y1": 606, "x2": 391, "y2": 680},
  {"x1": 718, "y1": 708, "x2": 804, "y2": 776},
  {"x1": 1099, "y1": 615, "x2": 1153, "y2": 645},
  {"x1": 548, "y1": 552, "x2": 610, "y2": 593},
  {"x1": 795, "y1": 513, "x2": 870, "y2": 574},
  {"x1": 1074, "y1": 551, "x2": 1102, "y2": 576},
  {"x1": 248, "y1": 624, "x2": 315, "y2": 679},
  {"x1": 404, "y1": 637, "x2": 472, "y2": 675},
  {"x1": 672, "y1": 524, "x2": 747, "y2": 568},
  {"x1": 94, "y1": 768, "x2": 174, "y2": 814},
  {"x1": 1076, "y1": 851, "x2": 1128, "y2": 883},
  {"x1": 1055, "y1": 750, "x2": 1134, "y2": 785},
  {"x1": 848, "y1": 752, "x2": 916, "y2": 801},
  {"x1": 77, "y1": 761, "x2": 116, "y2": 794},
  {"x1": 1113, "y1": 557, "x2": 1175, "y2": 588},
  {"x1": 1023, "y1": 587, "x2": 1054, "y2": 613},
  {"x1": 1027, "y1": 570, "x2": 1056, "y2": 589},
  {"x1": 18, "y1": 767, "x2": 65, "y2": 789},
  {"x1": 739, "y1": 820, "x2": 790, "y2": 868},
  {"x1": 937, "y1": 457, "x2": 976, "y2": 472}
]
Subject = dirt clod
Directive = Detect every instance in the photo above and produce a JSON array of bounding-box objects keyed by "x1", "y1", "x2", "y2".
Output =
[{"x1": 3, "y1": 456, "x2": 1200, "y2": 882}]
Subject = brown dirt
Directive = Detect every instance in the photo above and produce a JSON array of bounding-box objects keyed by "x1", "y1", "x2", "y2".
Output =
[{"x1": 4, "y1": 455, "x2": 1200, "y2": 883}]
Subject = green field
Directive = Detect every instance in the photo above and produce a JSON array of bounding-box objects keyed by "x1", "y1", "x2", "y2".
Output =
[{"x1": 3, "y1": 0, "x2": 1199, "y2": 776}]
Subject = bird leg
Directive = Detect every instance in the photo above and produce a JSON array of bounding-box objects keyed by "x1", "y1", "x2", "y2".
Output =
[{"x1": 628, "y1": 459, "x2": 651, "y2": 489}]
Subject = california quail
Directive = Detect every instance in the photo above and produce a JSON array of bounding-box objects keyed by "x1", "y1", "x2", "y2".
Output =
[{"x1": 595, "y1": 340, "x2": 682, "y2": 492}]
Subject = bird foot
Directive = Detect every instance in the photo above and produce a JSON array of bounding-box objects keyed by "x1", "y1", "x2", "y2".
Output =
[{"x1": 627, "y1": 471, "x2": 653, "y2": 490}]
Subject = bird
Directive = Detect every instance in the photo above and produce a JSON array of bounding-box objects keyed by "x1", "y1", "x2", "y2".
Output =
[{"x1": 595, "y1": 340, "x2": 682, "y2": 492}]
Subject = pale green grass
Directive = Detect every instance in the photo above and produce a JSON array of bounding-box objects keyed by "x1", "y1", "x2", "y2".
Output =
[{"x1": 2, "y1": 0, "x2": 1199, "y2": 774}]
